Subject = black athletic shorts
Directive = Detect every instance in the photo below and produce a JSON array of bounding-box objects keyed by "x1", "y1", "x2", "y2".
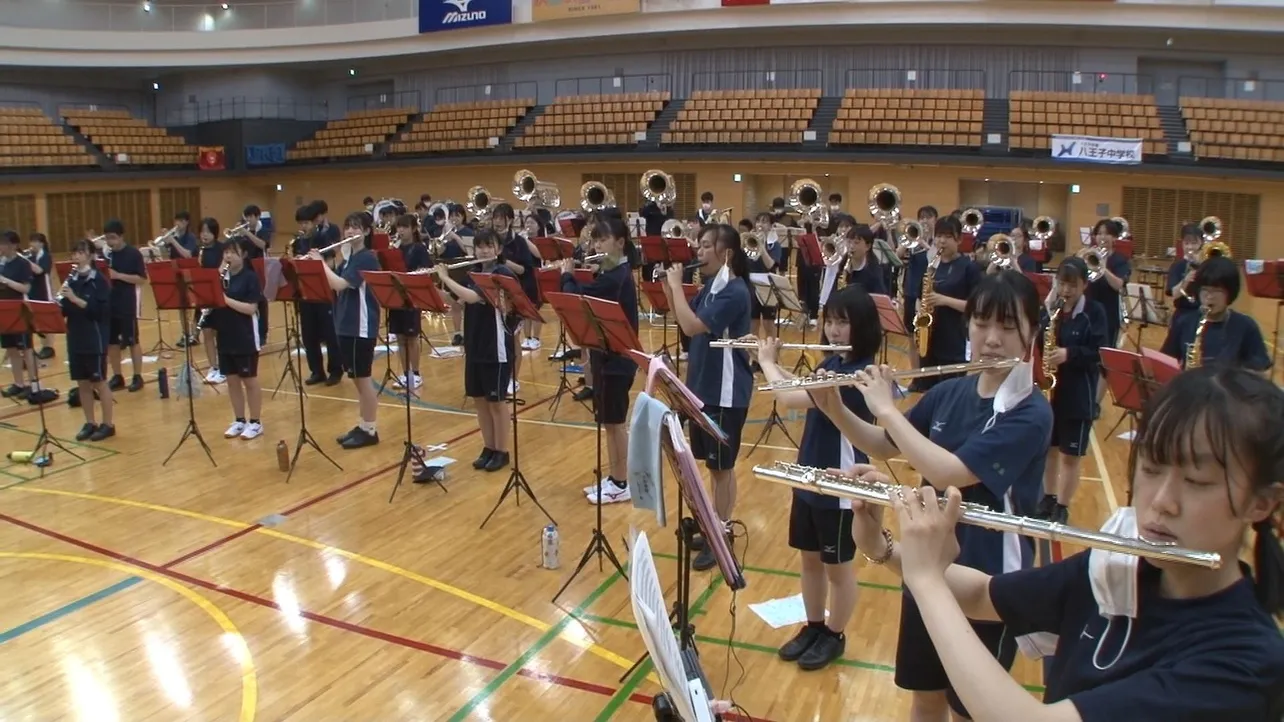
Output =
[
  {"x1": 465, "y1": 361, "x2": 510, "y2": 402},
  {"x1": 338, "y1": 335, "x2": 375, "y2": 378},
  {"x1": 218, "y1": 351, "x2": 259, "y2": 379},
  {"x1": 788, "y1": 497, "x2": 856, "y2": 564},
  {"x1": 896, "y1": 590, "x2": 1017, "y2": 718},
  {"x1": 69, "y1": 353, "x2": 107, "y2": 382},
  {"x1": 750, "y1": 293, "x2": 777, "y2": 320},
  {"x1": 108, "y1": 316, "x2": 138, "y2": 347},
  {"x1": 594, "y1": 371, "x2": 635, "y2": 425},
  {"x1": 687, "y1": 405, "x2": 748, "y2": 472},
  {"x1": 387, "y1": 308, "x2": 422, "y2": 337},
  {"x1": 1051, "y1": 415, "x2": 1091, "y2": 457},
  {"x1": 0, "y1": 333, "x2": 30, "y2": 350}
]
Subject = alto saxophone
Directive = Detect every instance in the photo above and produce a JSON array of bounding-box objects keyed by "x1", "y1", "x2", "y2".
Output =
[
  {"x1": 913, "y1": 257, "x2": 939, "y2": 356},
  {"x1": 1186, "y1": 307, "x2": 1209, "y2": 368},
  {"x1": 1040, "y1": 298, "x2": 1066, "y2": 393}
]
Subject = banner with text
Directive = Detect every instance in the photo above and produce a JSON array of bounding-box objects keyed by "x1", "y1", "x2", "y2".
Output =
[
  {"x1": 1051, "y1": 134, "x2": 1143, "y2": 165},
  {"x1": 246, "y1": 143, "x2": 287, "y2": 167},
  {"x1": 419, "y1": 0, "x2": 512, "y2": 33},
  {"x1": 722, "y1": 0, "x2": 770, "y2": 5},
  {"x1": 532, "y1": 0, "x2": 639, "y2": 22}
]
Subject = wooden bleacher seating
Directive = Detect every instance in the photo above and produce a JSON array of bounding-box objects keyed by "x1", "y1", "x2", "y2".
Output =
[
  {"x1": 829, "y1": 89, "x2": 983, "y2": 148},
  {"x1": 61, "y1": 107, "x2": 196, "y2": 166},
  {"x1": 388, "y1": 99, "x2": 532, "y2": 154},
  {"x1": 1009, "y1": 91, "x2": 1166, "y2": 155},
  {"x1": 1181, "y1": 97, "x2": 1284, "y2": 163},
  {"x1": 289, "y1": 107, "x2": 414, "y2": 161},
  {"x1": 662, "y1": 89, "x2": 820, "y2": 144},
  {"x1": 0, "y1": 106, "x2": 95, "y2": 169},
  {"x1": 515, "y1": 92, "x2": 668, "y2": 149}
]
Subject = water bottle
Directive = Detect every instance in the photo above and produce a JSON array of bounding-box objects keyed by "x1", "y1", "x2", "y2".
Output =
[
  {"x1": 541, "y1": 525, "x2": 560, "y2": 570},
  {"x1": 157, "y1": 366, "x2": 169, "y2": 399},
  {"x1": 276, "y1": 440, "x2": 290, "y2": 472}
]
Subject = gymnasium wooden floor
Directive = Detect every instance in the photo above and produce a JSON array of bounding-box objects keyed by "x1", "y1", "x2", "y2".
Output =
[{"x1": 0, "y1": 291, "x2": 1277, "y2": 722}]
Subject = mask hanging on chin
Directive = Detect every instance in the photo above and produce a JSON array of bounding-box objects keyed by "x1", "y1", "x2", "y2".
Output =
[
  {"x1": 984, "y1": 337, "x2": 1036, "y2": 432},
  {"x1": 710, "y1": 254, "x2": 731, "y2": 296}
]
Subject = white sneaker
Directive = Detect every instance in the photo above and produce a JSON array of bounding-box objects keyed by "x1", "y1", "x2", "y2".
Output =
[
  {"x1": 528, "y1": 338, "x2": 542, "y2": 350},
  {"x1": 392, "y1": 373, "x2": 406, "y2": 388},
  {"x1": 520, "y1": 338, "x2": 535, "y2": 350},
  {"x1": 410, "y1": 373, "x2": 423, "y2": 389},
  {"x1": 206, "y1": 368, "x2": 226, "y2": 384},
  {"x1": 587, "y1": 479, "x2": 631, "y2": 505},
  {"x1": 583, "y1": 476, "x2": 612, "y2": 495},
  {"x1": 239, "y1": 421, "x2": 263, "y2": 440},
  {"x1": 507, "y1": 378, "x2": 521, "y2": 395},
  {"x1": 224, "y1": 421, "x2": 246, "y2": 438}
]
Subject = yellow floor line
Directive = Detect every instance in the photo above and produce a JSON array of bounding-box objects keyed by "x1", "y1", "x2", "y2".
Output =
[{"x1": 1, "y1": 551, "x2": 256, "y2": 722}]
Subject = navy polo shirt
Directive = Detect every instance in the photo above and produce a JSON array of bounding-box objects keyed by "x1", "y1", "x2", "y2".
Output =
[
  {"x1": 234, "y1": 222, "x2": 271, "y2": 260},
  {"x1": 796, "y1": 354, "x2": 875, "y2": 509},
  {"x1": 1016, "y1": 253, "x2": 1038, "y2": 273},
  {"x1": 501, "y1": 231, "x2": 538, "y2": 301},
  {"x1": 198, "y1": 241, "x2": 224, "y2": 270},
  {"x1": 902, "y1": 374, "x2": 1052, "y2": 574},
  {"x1": 991, "y1": 553, "x2": 1284, "y2": 721},
  {"x1": 463, "y1": 264, "x2": 518, "y2": 364},
  {"x1": 441, "y1": 227, "x2": 474, "y2": 261},
  {"x1": 0, "y1": 254, "x2": 33, "y2": 300},
  {"x1": 640, "y1": 202, "x2": 673, "y2": 237},
  {"x1": 685, "y1": 276, "x2": 753, "y2": 408},
  {"x1": 1041, "y1": 296, "x2": 1109, "y2": 421},
  {"x1": 28, "y1": 250, "x2": 52, "y2": 301},
  {"x1": 746, "y1": 242, "x2": 783, "y2": 274},
  {"x1": 1086, "y1": 251, "x2": 1131, "y2": 336},
  {"x1": 400, "y1": 241, "x2": 431, "y2": 272},
  {"x1": 902, "y1": 250, "x2": 929, "y2": 299},
  {"x1": 927, "y1": 255, "x2": 982, "y2": 364},
  {"x1": 214, "y1": 266, "x2": 263, "y2": 355},
  {"x1": 844, "y1": 254, "x2": 887, "y2": 295},
  {"x1": 560, "y1": 261, "x2": 639, "y2": 376},
  {"x1": 169, "y1": 231, "x2": 199, "y2": 260},
  {"x1": 59, "y1": 269, "x2": 110, "y2": 355},
  {"x1": 1161, "y1": 310, "x2": 1271, "y2": 372},
  {"x1": 106, "y1": 244, "x2": 146, "y2": 319},
  {"x1": 334, "y1": 249, "x2": 380, "y2": 340},
  {"x1": 1166, "y1": 258, "x2": 1202, "y2": 327}
]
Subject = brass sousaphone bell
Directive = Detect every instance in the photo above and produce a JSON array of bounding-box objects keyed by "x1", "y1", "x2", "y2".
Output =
[
  {"x1": 580, "y1": 181, "x2": 616, "y2": 214},
  {"x1": 466, "y1": 186, "x2": 502, "y2": 224}
]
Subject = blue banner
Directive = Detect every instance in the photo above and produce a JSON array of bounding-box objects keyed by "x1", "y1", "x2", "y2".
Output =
[
  {"x1": 419, "y1": 0, "x2": 512, "y2": 33},
  {"x1": 246, "y1": 143, "x2": 286, "y2": 167}
]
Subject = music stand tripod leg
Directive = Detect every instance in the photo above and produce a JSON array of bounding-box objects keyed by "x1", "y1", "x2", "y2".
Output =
[
  {"x1": 750, "y1": 399, "x2": 797, "y2": 452},
  {"x1": 163, "y1": 308, "x2": 216, "y2": 468},
  {"x1": 285, "y1": 305, "x2": 341, "y2": 483},
  {"x1": 389, "y1": 352, "x2": 445, "y2": 502},
  {"x1": 26, "y1": 346, "x2": 83, "y2": 475},
  {"x1": 481, "y1": 368, "x2": 556, "y2": 529},
  {"x1": 273, "y1": 303, "x2": 304, "y2": 399}
]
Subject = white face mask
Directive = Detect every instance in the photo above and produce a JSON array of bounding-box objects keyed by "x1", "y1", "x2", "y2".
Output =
[
  {"x1": 341, "y1": 243, "x2": 353, "y2": 261},
  {"x1": 702, "y1": 203, "x2": 712, "y2": 211}
]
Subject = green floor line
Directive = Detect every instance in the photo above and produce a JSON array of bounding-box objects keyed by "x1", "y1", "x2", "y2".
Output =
[
  {"x1": 653, "y1": 551, "x2": 901, "y2": 592},
  {"x1": 447, "y1": 566, "x2": 628, "y2": 722},
  {"x1": 0, "y1": 455, "x2": 105, "y2": 490}
]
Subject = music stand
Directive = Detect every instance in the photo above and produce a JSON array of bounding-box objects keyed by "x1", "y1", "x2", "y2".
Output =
[
  {"x1": 545, "y1": 291, "x2": 641, "y2": 603},
  {"x1": 0, "y1": 300, "x2": 80, "y2": 473},
  {"x1": 641, "y1": 236, "x2": 694, "y2": 335},
  {"x1": 538, "y1": 264, "x2": 594, "y2": 421},
  {"x1": 373, "y1": 248, "x2": 408, "y2": 395},
  {"x1": 364, "y1": 269, "x2": 450, "y2": 501},
  {"x1": 1122, "y1": 282, "x2": 1166, "y2": 353},
  {"x1": 793, "y1": 234, "x2": 824, "y2": 373},
  {"x1": 1100, "y1": 348, "x2": 1157, "y2": 444},
  {"x1": 1243, "y1": 259, "x2": 1284, "y2": 370},
  {"x1": 151, "y1": 265, "x2": 219, "y2": 467},
  {"x1": 272, "y1": 258, "x2": 305, "y2": 398},
  {"x1": 641, "y1": 281, "x2": 698, "y2": 373},
  {"x1": 746, "y1": 274, "x2": 800, "y2": 453},
  {"x1": 873, "y1": 293, "x2": 909, "y2": 365},
  {"x1": 279, "y1": 258, "x2": 342, "y2": 482},
  {"x1": 144, "y1": 258, "x2": 192, "y2": 359},
  {"x1": 473, "y1": 272, "x2": 555, "y2": 528}
]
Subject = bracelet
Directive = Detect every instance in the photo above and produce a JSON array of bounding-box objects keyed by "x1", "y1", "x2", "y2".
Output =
[{"x1": 862, "y1": 529, "x2": 895, "y2": 565}]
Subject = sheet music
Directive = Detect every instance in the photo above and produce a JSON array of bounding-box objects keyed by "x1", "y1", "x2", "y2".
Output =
[{"x1": 630, "y1": 532, "x2": 702, "y2": 722}]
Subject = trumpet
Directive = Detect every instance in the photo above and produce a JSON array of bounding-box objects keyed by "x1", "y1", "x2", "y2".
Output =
[
  {"x1": 960, "y1": 208, "x2": 984, "y2": 235},
  {"x1": 580, "y1": 181, "x2": 616, "y2": 214},
  {"x1": 788, "y1": 178, "x2": 828, "y2": 229},
  {"x1": 743, "y1": 230, "x2": 764, "y2": 261},
  {"x1": 641, "y1": 169, "x2": 677, "y2": 207},
  {"x1": 151, "y1": 225, "x2": 180, "y2": 248},
  {"x1": 752, "y1": 462, "x2": 1222, "y2": 569},
  {"x1": 1031, "y1": 215, "x2": 1056, "y2": 242},
  {"x1": 1200, "y1": 215, "x2": 1222, "y2": 243},
  {"x1": 988, "y1": 233, "x2": 1015, "y2": 269},
  {"x1": 223, "y1": 221, "x2": 251, "y2": 240},
  {"x1": 868, "y1": 183, "x2": 900, "y2": 223},
  {"x1": 709, "y1": 340, "x2": 851, "y2": 352},
  {"x1": 757, "y1": 357, "x2": 1022, "y2": 393},
  {"x1": 542, "y1": 252, "x2": 607, "y2": 270}
]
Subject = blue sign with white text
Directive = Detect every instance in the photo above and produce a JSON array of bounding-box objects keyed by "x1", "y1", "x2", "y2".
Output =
[{"x1": 419, "y1": 0, "x2": 512, "y2": 33}]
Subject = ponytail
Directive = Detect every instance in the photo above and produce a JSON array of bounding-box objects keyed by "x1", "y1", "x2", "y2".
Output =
[{"x1": 1254, "y1": 519, "x2": 1284, "y2": 617}]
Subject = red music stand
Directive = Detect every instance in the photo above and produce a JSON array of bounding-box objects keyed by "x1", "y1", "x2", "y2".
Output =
[
  {"x1": 536, "y1": 266, "x2": 595, "y2": 421},
  {"x1": 959, "y1": 232, "x2": 976, "y2": 254},
  {"x1": 471, "y1": 271, "x2": 554, "y2": 529},
  {"x1": 55, "y1": 259, "x2": 110, "y2": 286},
  {"x1": 0, "y1": 299, "x2": 77, "y2": 472},
  {"x1": 873, "y1": 293, "x2": 908, "y2": 365},
  {"x1": 533, "y1": 236, "x2": 575, "y2": 270},
  {"x1": 1244, "y1": 259, "x2": 1284, "y2": 370},
  {"x1": 364, "y1": 270, "x2": 451, "y2": 501},
  {"x1": 1100, "y1": 347, "x2": 1160, "y2": 445},
  {"x1": 545, "y1": 290, "x2": 642, "y2": 603},
  {"x1": 1025, "y1": 272, "x2": 1054, "y2": 303},
  {"x1": 371, "y1": 231, "x2": 391, "y2": 252},
  {"x1": 640, "y1": 279, "x2": 698, "y2": 372},
  {"x1": 151, "y1": 264, "x2": 223, "y2": 468},
  {"x1": 146, "y1": 258, "x2": 194, "y2": 358}
]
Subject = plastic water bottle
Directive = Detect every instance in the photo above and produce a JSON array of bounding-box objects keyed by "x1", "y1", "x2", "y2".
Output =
[
  {"x1": 276, "y1": 440, "x2": 290, "y2": 472},
  {"x1": 541, "y1": 525, "x2": 560, "y2": 570}
]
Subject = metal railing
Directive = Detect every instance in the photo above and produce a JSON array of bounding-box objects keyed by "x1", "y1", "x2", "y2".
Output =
[
  {"x1": 433, "y1": 82, "x2": 540, "y2": 106},
  {"x1": 347, "y1": 91, "x2": 422, "y2": 113},
  {"x1": 690, "y1": 69, "x2": 823, "y2": 93},
  {"x1": 844, "y1": 68, "x2": 986, "y2": 92},
  {"x1": 1176, "y1": 76, "x2": 1284, "y2": 103},
  {"x1": 1008, "y1": 71, "x2": 1155, "y2": 96},
  {"x1": 161, "y1": 98, "x2": 331, "y2": 126},
  {"x1": 0, "y1": 0, "x2": 416, "y2": 31},
  {"x1": 553, "y1": 74, "x2": 672, "y2": 99}
]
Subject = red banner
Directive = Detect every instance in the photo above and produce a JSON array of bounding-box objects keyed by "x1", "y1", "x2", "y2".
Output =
[{"x1": 198, "y1": 146, "x2": 226, "y2": 171}]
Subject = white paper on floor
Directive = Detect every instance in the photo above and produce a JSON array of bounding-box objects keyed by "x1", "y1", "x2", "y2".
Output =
[
  {"x1": 748, "y1": 594, "x2": 826, "y2": 629},
  {"x1": 431, "y1": 346, "x2": 464, "y2": 359},
  {"x1": 1117, "y1": 429, "x2": 1137, "y2": 441}
]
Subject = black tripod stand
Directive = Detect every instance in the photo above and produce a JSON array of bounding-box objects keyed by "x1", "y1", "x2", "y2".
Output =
[
  {"x1": 2, "y1": 304, "x2": 81, "y2": 475},
  {"x1": 547, "y1": 323, "x2": 589, "y2": 421},
  {"x1": 163, "y1": 279, "x2": 215, "y2": 468},
  {"x1": 285, "y1": 300, "x2": 340, "y2": 483},
  {"x1": 375, "y1": 332, "x2": 398, "y2": 395},
  {"x1": 272, "y1": 300, "x2": 304, "y2": 399}
]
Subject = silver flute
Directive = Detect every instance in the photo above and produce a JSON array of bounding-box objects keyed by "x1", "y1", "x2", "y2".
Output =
[
  {"x1": 754, "y1": 462, "x2": 1222, "y2": 568},
  {"x1": 758, "y1": 357, "x2": 1022, "y2": 392},
  {"x1": 710, "y1": 340, "x2": 851, "y2": 352}
]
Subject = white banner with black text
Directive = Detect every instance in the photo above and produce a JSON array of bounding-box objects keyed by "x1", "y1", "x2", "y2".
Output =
[{"x1": 1050, "y1": 134, "x2": 1143, "y2": 165}]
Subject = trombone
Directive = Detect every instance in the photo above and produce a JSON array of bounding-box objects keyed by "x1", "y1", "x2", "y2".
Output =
[
  {"x1": 223, "y1": 221, "x2": 251, "y2": 240},
  {"x1": 960, "y1": 208, "x2": 984, "y2": 235},
  {"x1": 757, "y1": 357, "x2": 1022, "y2": 392}
]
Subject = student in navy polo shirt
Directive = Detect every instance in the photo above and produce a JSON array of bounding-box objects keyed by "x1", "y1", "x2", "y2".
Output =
[
  {"x1": 389, "y1": 214, "x2": 431, "y2": 391},
  {"x1": 843, "y1": 366, "x2": 1284, "y2": 722},
  {"x1": 1161, "y1": 256, "x2": 1271, "y2": 373},
  {"x1": 492, "y1": 203, "x2": 535, "y2": 391},
  {"x1": 918, "y1": 215, "x2": 982, "y2": 391},
  {"x1": 214, "y1": 239, "x2": 265, "y2": 441},
  {"x1": 99, "y1": 219, "x2": 147, "y2": 393},
  {"x1": 747, "y1": 212, "x2": 783, "y2": 343},
  {"x1": 1035, "y1": 258, "x2": 1108, "y2": 525},
  {"x1": 843, "y1": 224, "x2": 887, "y2": 296},
  {"x1": 58, "y1": 239, "x2": 114, "y2": 442},
  {"x1": 193, "y1": 218, "x2": 226, "y2": 384},
  {"x1": 663, "y1": 223, "x2": 753, "y2": 573},
  {"x1": 434, "y1": 230, "x2": 520, "y2": 473},
  {"x1": 758, "y1": 285, "x2": 883, "y2": 671},
  {"x1": 440, "y1": 203, "x2": 474, "y2": 347},
  {"x1": 812, "y1": 270, "x2": 1053, "y2": 721},
  {"x1": 560, "y1": 214, "x2": 639, "y2": 506},
  {"x1": 1081, "y1": 218, "x2": 1131, "y2": 410},
  {"x1": 236, "y1": 204, "x2": 273, "y2": 348},
  {"x1": 1165, "y1": 222, "x2": 1205, "y2": 331},
  {"x1": 1011, "y1": 222, "x2": 1040, "y2": 273},
  {"x1": 161, "y1": 211, "x2": 199, "y2": 260},
  {"x1": 295, "y1": 202, "x2": 343, "y2": 386},
  {"x1": 313, "y1": 212, "x2": 381, "y2": 450},
  {"x1": 896, "y1": 205, "x2": 935, "y2": 373},
  {"x1": 0, "y1": 230, "x2": 52, "y2": 405},
  {"x1": 24, "y1": 232, "x2": 55, "y2": 360}
]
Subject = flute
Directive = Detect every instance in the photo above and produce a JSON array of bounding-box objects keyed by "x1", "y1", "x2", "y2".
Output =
[
  {"x1": 754, "y1": 462, "x2": 1222, "y2": 569},
  {"x1": 757, "y1": 357, "x2": 1022, "y2": 392},
  {"x1": 710, "y1": 340, "x2": 850, "y2": 352},
  {"x1": 444, "y1": 257, "x2": 487, "y2": 270},
  {"x1": 311, "y1": 233, "x2": 363, "y2": 256}
]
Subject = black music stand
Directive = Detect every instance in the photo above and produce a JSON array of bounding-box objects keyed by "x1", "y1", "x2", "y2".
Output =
[
  {"x1": 365, "y1": 269, "x2": 450, "y2": 501},
  {"x1": 0, "y1": 300, "x2": 79, "y2": 473},
  {"x1": 538, "y1": 263, "x2": 594, "y2": 421},
  {"x1": 373, "y1": 247, "x2": 408, "y2": 395},
  {"x1": 748, "y1": 273, "x2": 805, "y2": 453},
  {"x1": 279, "y1": 258, "x2": 342, "y2": 482},
  {"x1": 793, "y1": 233, "x2": 825, "y2": 374},
  {"x1": 144, "y1": 258, "x2": 191, "y2": 360},
  {"x1": 545, "y1": 291, "x2": 641, "y2": 603},
  {"x1": 474, "y1": 272, "x2": 555, "y2": 528},
  {"x1": 272, "y1": 258, "x2": 305, "y2": 399},
  {"x1": 153, "y1": 265, "x2": 219, "y2": 467}
]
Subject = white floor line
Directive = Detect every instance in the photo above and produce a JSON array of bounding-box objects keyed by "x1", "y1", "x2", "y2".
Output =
[{"x1": 1088, "y1": 427, "x2": 1120, "y2": 513}]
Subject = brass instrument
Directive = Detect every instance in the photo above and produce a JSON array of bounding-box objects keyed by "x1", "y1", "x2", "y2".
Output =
[
  {"x1": 427, "y1": 201, "x2": 452, "y2": 220},
  {"x1": 868, "y1": 183, "x2": 900, "y2": 223},
  {"x1": 913, "y1": 257, "x2": 939, "y2": 356},
  {"x1": 580, "y1": 181, "x2": 616, "y2": 214},
  {"x1": 513, "y1": 170, "x2": 561, "y2": 210},
  {"x1": 466, "y1": 186, "x2": 501, "y2": 224},
  {"x1": 151, "y1": 225, "x2": 180, "y2": 248},
  {"x1": 1187, "y1": 306, "x2": 1209, "y2": 369},
  {"x1": 896, "y1": 219, "x2": 925, "y2": 251},
  {"x1": 1083, "y1": 247, "x2": 1109, "y2": 283},
  {"x1": 753, "y1": 462, "x2": 1222, "y2": 569},
  {"x1": 743, "y1": 230, "x2": 764, "y2": 262},
  {"x1": 820, "y1": 234, "x2": 847, "y2": 266},
  {"x1": 223, "y1": 221, "x2": 250, "y2": 240},
  {"x1": 1111, "y1": 215, "x2": 1131, "y2": 240},
  {"x1": 757, "y1": 357, "x2": 1022, "y2": 392},
  {"x1": 640, "y1": 169, "x2": 677, "y2": 207},
  {"x1": 788, "y1": 178, "x2": 829, "y2": 229},
  {"x1": 1032, "y1": 215, "x2": 1056, "y2": 243},
  {"x1": 960, "y1": 208, "x2": 984, "y2": 235},
  {"x1": 1194, "y1": 216, "x2": 1231, "y2": 264},
  {"x1": 1196, "y1": 239, "x2": 1232, "y2": 265},
  {"x1": 1200, "y1": 215, "x2": 1222, "y2": 244},
  {"x1": 286, "y1": 230, "x2": 306, "y2": 257},
  {"x1": 1041, "y1": 297, "x2": 1065, "y2": 393},
  {"x1": 709, "y1": 340, "x2": 851, "y2": 352},
  {"x1": 661, "y1": 219, "x2": 688, "y2": 241},
  {"x1": 988, "y1": 233, "x2": 1015, "y2": 269}
]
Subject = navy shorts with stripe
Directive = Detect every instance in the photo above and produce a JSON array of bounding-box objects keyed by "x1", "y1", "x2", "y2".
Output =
[
  {"x1": 687, "y1": 406, "x2": 748, "y2": 472},
  {"x1": 1051, "y1": 415, "x2": 1091, "y2": 457}
]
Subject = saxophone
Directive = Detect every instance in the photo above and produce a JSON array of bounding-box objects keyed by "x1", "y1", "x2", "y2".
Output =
[
  {"x1": 1040, "y1": 298, "x2": 1065, "y2": 394},
  {"x1": 913, "y1": 257, "x2": 939, "y2": 356},
  {"x1": 1186, "y1": 306, "x2": 1209, "y2": 368}
]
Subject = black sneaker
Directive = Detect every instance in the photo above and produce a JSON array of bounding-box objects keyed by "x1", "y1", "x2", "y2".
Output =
[
  {"x1": 89, "y1": 424, "x2": 116, "y2": 442},
  {"x1": 67, "y1": 388, "x2": 81, "y2": 408},
  {"x1": 693, "y1": 545, "x2": 717, "y2": 572},
  {"x1": 451, "y1": 333, "x2": 464, "y2": 346},
  {"x1": 688, "y1": 532, "x2": 706, "y2": 552},
  {"x1": 778, "y1": 624, "x2": 825, "y2": 662},
  {"x1": 176, "y1": 336, "x2": 190, "y2": 348},
  {"x1": 1034, "y1": 494, "x2": 1058, "y2": 521},
  {"x1": 336, "y1": 427, "x2": 360, "y2": 444},
  {"x1": 127, "y1": 375, "x2": 144, "y2": 392},
  {"x1": 1, "y1": 384, "x2": 25, "y2": 398},
  {"x1": 339, "y1": 428, "x2": 378, "y2": 449},
  {"x1": 27, "y1": 389, "x2": 58, "y2": 406},
  {"x1": 797, "y1": 631, "x2": 845, "y2": 671},
  {"x1": 473, "y1": 448, "x2": 494, "y2": 469},
  {"x1": 108, "y1": 375, "x2": 125, "y2": 391},
  {"x1": 75, "y1": 423, "x2": 97, "y2": 441},
  {"x1": 325, "y1": 372, "x2": 344, "y2": 386},
  {"x1": 305, "y1": 373, "x2": 326, "y2": 386},
  {"x1": 573, "y1": 386, "x2": 594, "y2": 402},
  {"x1": 37, "y1": 347, "x2": 54, "y2": 360},
  {"x1": 484, "y1": 450, "x2": 510, "y2": 472}
]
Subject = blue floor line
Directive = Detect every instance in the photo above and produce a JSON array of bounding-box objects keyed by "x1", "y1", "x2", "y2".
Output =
[{"x1": 0, "y1": 576, "x2": 142, "y2": 645}]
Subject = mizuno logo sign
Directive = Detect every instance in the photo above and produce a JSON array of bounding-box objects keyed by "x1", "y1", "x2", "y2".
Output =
[{"x1": 443, "y1": 9, "x2": 486, "y2": 21}]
